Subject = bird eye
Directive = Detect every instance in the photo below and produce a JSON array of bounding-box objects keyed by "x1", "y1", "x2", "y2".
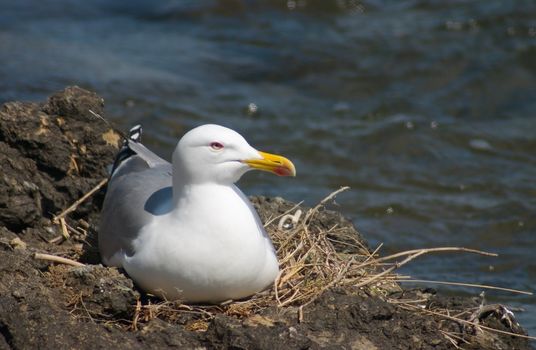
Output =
[{"x1": 210, "y1": 142, "x2": 224, "y2": 150}]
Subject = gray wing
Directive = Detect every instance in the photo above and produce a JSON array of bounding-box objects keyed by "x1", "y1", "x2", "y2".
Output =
[{"x1": 98, "y1": 126, "x2": 173, "y2": 266}]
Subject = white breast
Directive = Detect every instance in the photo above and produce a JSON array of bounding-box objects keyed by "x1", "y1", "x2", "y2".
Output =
[{"x1": 121, "y1": 184, "x2": 279, "y2": 302}]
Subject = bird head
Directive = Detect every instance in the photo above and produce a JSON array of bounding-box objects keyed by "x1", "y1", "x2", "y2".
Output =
[{"x1": 172, "y1": 124, "x2": 296, "y2": 185}]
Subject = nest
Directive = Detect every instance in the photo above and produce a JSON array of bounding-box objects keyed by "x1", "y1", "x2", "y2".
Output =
[{"x1": 128, "y1": 187, "x2": 384, "y2": 328}]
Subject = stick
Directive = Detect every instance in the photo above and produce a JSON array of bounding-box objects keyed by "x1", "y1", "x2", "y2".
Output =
[
  {"x1": 351, "y1": 247, "x2": 497, "y2": 272},
  {"x1": 34, "y1": 253, "x2": 85, "y2": 267},
  {"x1": 377, "y1": 247, "x2": 498, "y2": 261},
  {"x1": 397, "y1": 279, "x2": 533, "y2": 296},
  {"x1": 60, "y1": 217, "x2": 70, "y2": 239},
  {"x1": 88, "y1": 109, "x2": 128, "y2": 140},
  {"x1": 303, "y1": 186, "x2": 350, "y2": 223},
  {"x1": 362, "y1": 243, "x2": 383, "y2": 264},
  {"x1": 53, "y1": 178, "x2": 108, "y2": 223},
  {"x1": 354, "y1": 250, "x2": 426, "y2": 288},
  {"x1": 47, "y1": 235, "x2": 64, "y2": 244},
  {"x1": 314, "y1": 186, "x2": 350, "y2": 210},
  {"x1": 132, "y1": 299, "x2": 142, "y2": 331},
  {"x1": 401, "y1": 302, "x2": 536, "y2": 341},
  {"x1": 353, "y1": 247, "x2": 499, "y2": 288}
]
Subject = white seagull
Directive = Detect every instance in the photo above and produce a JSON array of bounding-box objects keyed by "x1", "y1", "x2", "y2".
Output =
[{"x1": 98, "y1": 124, "x2": 296, "y2": 303}]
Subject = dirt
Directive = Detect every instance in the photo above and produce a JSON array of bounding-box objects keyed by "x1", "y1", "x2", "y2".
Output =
[{"x1": 0, "y1": 87, "x2": 531, "y2": 349}]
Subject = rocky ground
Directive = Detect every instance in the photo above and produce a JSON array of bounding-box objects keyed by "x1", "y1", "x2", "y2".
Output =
[{"x1": 0, "y1": 87, "x2": 531, "y2": 349}]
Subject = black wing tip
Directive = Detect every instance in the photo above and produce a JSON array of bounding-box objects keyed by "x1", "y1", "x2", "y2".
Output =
[
  {"x1": 109, "y1": 124, "x2": 143, "y2": 176},
  {"x1": 129, "y1": 125, "x2": 142, "y2": 143}
]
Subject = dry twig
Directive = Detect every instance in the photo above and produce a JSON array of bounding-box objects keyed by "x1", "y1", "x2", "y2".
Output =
[
  {"x1": 397, "y1": 279, "x2": 532, "y2": 296},
  {"x1": 34, "y1": 253, "x2": 85, "y2": 267},
  {"x1": 53, "y1": 178, "x2": 108, "y2": 223},
  {"x1": 400, "y1": 302, "x2": 536, "y2": 341}
]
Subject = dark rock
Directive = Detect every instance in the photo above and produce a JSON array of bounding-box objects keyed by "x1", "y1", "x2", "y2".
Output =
[
  {"x1": 66, "y1": 265, "x2": 139, "y2": 319},
  {"x1": 0, "y1": 86, "x2": 119, "y2": 240},
  {"x1": 43, "y1": 86, "x2": 104, "y2": 121},
  {"x1": 205, "y1": 314, "x2": 313, "y2": 350}
]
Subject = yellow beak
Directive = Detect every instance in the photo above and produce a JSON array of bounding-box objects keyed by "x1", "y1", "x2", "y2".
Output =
[{"x1": 244, "y1": 151, "x2": 296, "y2": 177}]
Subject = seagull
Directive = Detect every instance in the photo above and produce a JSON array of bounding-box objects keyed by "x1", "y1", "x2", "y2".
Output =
[{"x1": 98, "y1": 124, "x2": 296, "y2": 303}]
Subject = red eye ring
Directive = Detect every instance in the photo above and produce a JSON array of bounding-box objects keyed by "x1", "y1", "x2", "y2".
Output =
[{"x1": 210, "y1": 142, "x2": 224, "y2": 150}]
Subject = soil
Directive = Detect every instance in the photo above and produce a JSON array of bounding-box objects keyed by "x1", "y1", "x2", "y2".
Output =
[{"x1": 0, "y1": 87, "x2": 531, "y2": 349}]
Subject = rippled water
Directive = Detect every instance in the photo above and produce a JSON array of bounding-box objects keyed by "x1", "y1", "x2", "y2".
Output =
[{"x1": 1, "y1": 0, "x2": 535, "y2": 337}]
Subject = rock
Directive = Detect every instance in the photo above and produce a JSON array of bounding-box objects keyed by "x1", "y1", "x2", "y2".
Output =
[
  {"x1": 66, "y1": 265, "x2": 139, "y2": 318},
  {"x1": 43, "y1": 86, "x2": 104, "y2": 121},
  {"x1": 0, "y1": 86, "x2": 119, "y2": 252}
]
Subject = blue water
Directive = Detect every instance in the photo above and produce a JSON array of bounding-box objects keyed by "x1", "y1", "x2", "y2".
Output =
[{"x1": 1, "y1": 0, "x2": 535, "y2": 338}]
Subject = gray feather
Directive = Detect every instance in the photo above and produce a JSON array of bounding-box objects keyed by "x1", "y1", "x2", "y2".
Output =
[{"x1": 99, "y1": 133, "x2": 173, "y2": 266}]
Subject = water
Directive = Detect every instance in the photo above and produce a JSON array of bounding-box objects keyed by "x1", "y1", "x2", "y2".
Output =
[{"x1": 1, "y1": 0, "x2": 535, "y2": 337}]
